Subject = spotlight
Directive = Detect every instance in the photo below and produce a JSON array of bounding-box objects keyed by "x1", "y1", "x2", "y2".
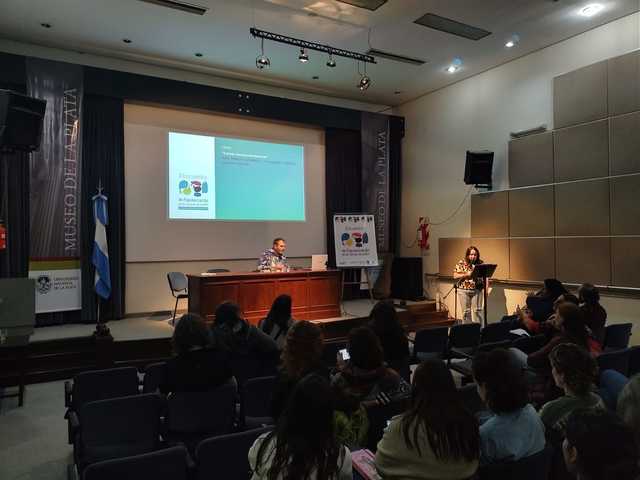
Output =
[
  {"x1": 579, "y1": 3, "x2": 604, "y2": 17},
  {"x1": 298, "y1": 48, "x2": 309, "y2": 63},
  {"x1": 255, "y1": 38, "x2": 270, "y2": 70},
  {"x1": 326, "y1": 53, "x2": 336, "y2": 68},
  {"x1": 447, "y1": 57, "x2": 462, "y2": 74},
  {"x1": 505, "y1": 34, "x2": 520, "y2": 48},
  {"x1": 358, "y1": 75, "x2": 371, "y2": 91}
]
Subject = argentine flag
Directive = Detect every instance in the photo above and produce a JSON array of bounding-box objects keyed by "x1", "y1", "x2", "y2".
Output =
[{"x1": 92, "y1": 192, "x2": 111, "y2": 299}]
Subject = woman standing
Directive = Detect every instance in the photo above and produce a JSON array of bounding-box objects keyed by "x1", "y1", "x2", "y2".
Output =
[{"x1": 453, "y1": 246, "x2": 484, "y2": 324}]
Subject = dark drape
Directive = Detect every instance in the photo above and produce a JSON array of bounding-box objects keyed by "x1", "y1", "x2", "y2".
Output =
[
  {"x1": 389, "y1": 116, "x2": 404, "y2": 256},
  {"x1": 80, "y1": 95, "x2": 126, "y2": 322},
  {"x1": 0, "y1": 152, "x2": 30, "y2": 278},
  {"x1": 325, "y1": 128, "x2": 361, "y2": 298}
]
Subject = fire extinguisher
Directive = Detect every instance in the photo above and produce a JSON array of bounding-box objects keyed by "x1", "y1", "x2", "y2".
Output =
[
  {"x1": 0, "y1": 221, "x2": 6, "y2": 250},
  {"x1": 418, "y1": 217, "x2": 430, "y2": 250}
]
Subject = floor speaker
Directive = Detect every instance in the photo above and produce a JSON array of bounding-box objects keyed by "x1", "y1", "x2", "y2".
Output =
[{"x1": 391, "y1": 257, "x2": 424, "y2": 301}]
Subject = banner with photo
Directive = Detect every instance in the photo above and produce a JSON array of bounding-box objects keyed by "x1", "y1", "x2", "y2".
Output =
[
  {"x1": 361, "y1": 112, "x2": 390, "y2": 254},
  {"x1": 26, "y1": 58, "x2": 83, "y2": 313},
  {"x1": 333, "y1": 214, "x2": 378, "y2": 268}
]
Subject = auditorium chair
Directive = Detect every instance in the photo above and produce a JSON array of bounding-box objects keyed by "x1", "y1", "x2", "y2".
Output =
[
  {"x1": 242, "y1": 375, "x2": 276, "y2": 429},
  {"x1": 478, "y1": 322, "x2": 514, "y2": 344},
  {"x1": 477, "y1": 444, "x2": 553, "y2": 480},
  {"x1": 142, "y1": 362, "x2": 167, "y2": 394},
  {"x1": 510, "y1": 334, "x2": 547, "y2": 355},
  {"x1": 231, "y1": 352, "x2": 278, "y2": 390},
  {"x1": 164, "y1": 382, "x2": 237, "y2": 454},
  {"x1": 72, "y1": 393, "x2": 165, "y2": 476},
  {"x1": 597, "y1": 369, "x2": 629, "y2": 411},
  {"x1": 603, "y1": 323, "x2": 633, "y2": 351},
  {"x1": 458, "y1": 383, "x2": 485, "y2": 416},
  {"x1": 196, "y1": 427, "x2": 271, "y2": 480},
  {"x1": 628, "y1": 346, "x2": 640, "y2": 377},
  {"x1": 82, "y1": 445, "x2": 191, "y2": 480},
  {"x1": 364, "y1": 398, "x2": 410, "y2": 452},
  {"x1": 446, "y1": 323, "x2": 481, "y2": 360},
  {"x1": 448, "y1": 340, "x2": 512, "y2": 383},
  {"x1": 167, "y1": 272, "x2": 189, "y2": 325},
  {"x1": 65, "y1": 366, "x2": 140, "y2": 444},
  {"x1": 411, "y1": 326, "x2": 449, "y2": 363},
  {"x1": 597, "y1": 348, "x2": 631, "y2": 377},
  {"x1": 206, "y1": 268, "x2": 230, "y2": 273}
]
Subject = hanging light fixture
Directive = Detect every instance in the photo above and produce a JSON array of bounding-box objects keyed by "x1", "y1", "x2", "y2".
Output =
[
  {"x1": 298, "y1": 48, "x2": 309, "y2": 63},
  {"x1": 356, "y1": 61, "x2": 371, "y2": 91},
  {"x1": 255, "y1": 38, "x2": 270, "y2": 69},
  {"x1": 326, "y1": 51, "x2": 336, "y2": 68}
]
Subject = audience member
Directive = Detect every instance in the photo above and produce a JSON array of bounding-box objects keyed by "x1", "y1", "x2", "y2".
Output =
[
  {"x1": 501, "y1": 278, "x2": 569, "y2": 328},
  {"x1": 375, "y1": 359, "x2": 479, "y2": 479},
  {"x1": 249, "y1": 374, "x2": 352, "y2": 480},
  {"x1": 332, "y1": 383, "x2": 369, "y2": 450},
  {"x1": 520, "y1": 292, "x2": 579, "y2": 335},
  {"x1": 160, "y1": 313, "x2": 232, "y2": 393},
  {"x1": 578, "y1": 283, "x2": 607, "y2": 345},
  {"x1": 331, "y1": 326, "x2": 410, "y2": 407},
  {"x1": 617, "y1": 374, "x2": 640, "y2": 449},
  {"x1": 563, "y1": 409, "x2": 639, "y2": 480},
  {"x1": 539, "y1": 343, "x2": 603, "y2": 444},
  {"x1": 368, "y1": 300, "x2": 410, "y2": 379},
  {"x1": 472, "y1": 348, "x2": 545, "y2": 464},
  {"x1": 271, "y1": 320, "x2": 326, "y2": 420},
  {"x1": 259, "y1": 294, "x2": 295, "y2": 350}
]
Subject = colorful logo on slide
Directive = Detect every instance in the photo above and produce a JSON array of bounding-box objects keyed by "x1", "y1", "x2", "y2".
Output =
[
  {"x1": 178, "y1": 179, "x2": 208, "y2": 197},
  {"x1": 341, "y1": 232, "x2": 369, "y2": 247}
]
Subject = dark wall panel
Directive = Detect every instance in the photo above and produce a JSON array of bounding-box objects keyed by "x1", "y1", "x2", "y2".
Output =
[
  {"x1": 508, "y1": 132, "x2": 554, "y2": 188},
  {"x1": 553, "y1": 61, "x2": 608, "y2": 129},
  {"x1": 610, "y1": 111, "x2": 640, "y2": 175},
  {"x1": 471, "y1": 238, "x2": 509, "y2": 280},
  {"x1": 612, "y1": 237, "x2": 640, "y2": 288},
  {"x1": 509, "y1": 239, "x2": 555, "y2": 282},
  {"x1": 611, "y1": 174, "x2": 640, "y2": 235},
  {"x1": 508, "y1": 186, "x2": 554, "y2": 237},
  {"x1": 555, "y1": 179, "x2": 609, "y2": 236},
  {"x1": 608, "y1": 50, "x2": 640, "y2": 116},
  {"x1": 470, "y1": 191, "x2": 509, "y2": 238},
  {"x1": 439, "y1": 238, "x2": 471, "y2": 276},
  {"x1": 556, "y1": 238, "x2": 611, "y2": 285},
  {"x1": 553, "y1": 119, "x2": 609, "y2": 182}
]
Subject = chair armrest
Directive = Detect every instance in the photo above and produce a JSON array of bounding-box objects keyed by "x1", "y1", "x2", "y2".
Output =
[
  {"x1": 64, "y1": 380, "x2": 72, "y2": 408},
  {"x1": 67, "y1": 410, "x2": 80, "y2": 444},
  {"x1": 450, "y1": 347, "x2": 473, "y2": 359}
]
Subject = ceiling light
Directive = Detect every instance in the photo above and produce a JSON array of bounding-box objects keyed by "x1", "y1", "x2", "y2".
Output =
[
  {"x1": 255, "y1": 38, "x2": 270, "y2": 70},
  {"x1": 358, "y1": 74, "x2": 371, "y2": 91},
  {"x1": 40, "y1": 23, "x2": 52, "y2": 29},
  {"x1": 326, "y1": 53, "x2": 336, "y2": 68},
  {"x1": 194, "y1": 52, "x2": 203, "y2": 57},
  {"x1": 123, "y1": 38, "x2": 132, "y2": 44},
  {"x1": 505, "y1": 34, "x2": 520, "y2": 48},
  {"x1": 298, "y1": 48, "x2": 309, "y2": 63},
  {"x1": 579, "y1": 3, "x2": 604, "y2": 17},
  {"x1": 447, "y1": 57, "x2": 462, "y2": 73}
]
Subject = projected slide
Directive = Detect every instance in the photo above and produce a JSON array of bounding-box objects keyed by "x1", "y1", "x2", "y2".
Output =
[{"x1": 168, "y1": 132, "x2": 305, "y2": 221}]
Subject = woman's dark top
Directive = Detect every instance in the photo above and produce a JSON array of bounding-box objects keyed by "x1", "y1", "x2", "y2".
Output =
[
  {"x1": 580, "y1": 304, "x2": 607, "y2": 344},
  {"x1": 160, "y1": 347, "x2": 233, "y2": 394}
]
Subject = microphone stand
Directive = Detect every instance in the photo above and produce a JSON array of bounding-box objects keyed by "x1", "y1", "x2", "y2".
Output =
[{"x1": 442, "y1": 277, "x2": 463, "y2": 320}]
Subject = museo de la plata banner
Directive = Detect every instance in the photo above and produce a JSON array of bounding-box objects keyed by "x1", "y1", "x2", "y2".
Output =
[{"x1": 26, "y1": 58, "x2": 83, "y2": 313}]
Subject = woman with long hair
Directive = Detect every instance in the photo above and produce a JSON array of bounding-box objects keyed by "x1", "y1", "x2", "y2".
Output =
[
  {"x1": 368, "y1": 300, "x2": 410, "y2": 379},
  {"x1": 453, "y1": 245, "x2": 485, "y2": 324},
  {"x1": 260, "y1": 294, "x2": 295, "y2": 350},
  {"x1": 472, "y1": 349, "x2": 545, "y2": 464},
  {"x1": 578, "y1": 283, "x2": 607, "y2": 345},
  {"x1": 375, "y1": 359, "x2": 479, "y2": 479},
  {"x1": 249, "y1": 374, "x2": 352, "y2": 480}
]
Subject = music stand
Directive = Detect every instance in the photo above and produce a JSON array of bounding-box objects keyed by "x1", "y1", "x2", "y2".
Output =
[{"x1": 471, "y1": 263, "x2": 497, "y2": 328}]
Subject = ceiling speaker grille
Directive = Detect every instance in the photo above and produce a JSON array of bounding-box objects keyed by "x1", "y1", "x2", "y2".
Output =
[
  {"x1": 367, "y1": 49, "x2": 427, "y2": 66},
  {"x1": 335, "y1": 0, "x2": 388, "y2": 11},
  {"x1": 137, "y1": 0, "x2": 209, "y2": 15},
  {"x1": 414, "y1": 13, "x2": 491, "y2": 41}
]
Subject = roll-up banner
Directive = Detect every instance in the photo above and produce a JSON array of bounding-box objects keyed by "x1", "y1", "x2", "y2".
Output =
[{"x1": 26, "y1": 58, "x2": 83, "y2": 313}]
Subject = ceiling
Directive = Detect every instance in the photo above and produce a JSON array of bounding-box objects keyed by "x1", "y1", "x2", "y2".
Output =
[{"x1": 0, "y1": 0, "x2": 638, "y2": 106}]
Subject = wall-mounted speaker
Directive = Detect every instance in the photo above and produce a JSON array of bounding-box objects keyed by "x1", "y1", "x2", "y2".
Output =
[
  {"x1": 0, "y1": 90, "x2": 47, "y2": 153},
  {"x1": 464, "y1": 150, "x2": 494, "y2": 187}
]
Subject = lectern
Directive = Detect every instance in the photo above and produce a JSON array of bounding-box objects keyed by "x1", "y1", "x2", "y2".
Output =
[{"x1": 471, "y1": 263, "x2": 497, "y2": 328}]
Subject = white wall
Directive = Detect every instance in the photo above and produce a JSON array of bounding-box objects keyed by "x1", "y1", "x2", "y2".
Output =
[{"x1": 398, "y1": 12, "x2": 640, "y2": 340}]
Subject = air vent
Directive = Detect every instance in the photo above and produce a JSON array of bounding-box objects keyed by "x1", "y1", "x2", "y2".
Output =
[
  {"x1": 367, "y1": 49, "x2": 427, "y2": 66},
  {"x1": 137, "y1": 0, "x2": 209, "y2": 15},
  {"x1": 336, "y1": 0, "x2": 388, "y2": 11},
  {"x1": 414, "y1": 13, "x2": 491, "y2": 41}
]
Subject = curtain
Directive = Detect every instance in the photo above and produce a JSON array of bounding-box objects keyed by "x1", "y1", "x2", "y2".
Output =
[{"x1": 80, "y1": 95, "x2": 126, "y2": 322}]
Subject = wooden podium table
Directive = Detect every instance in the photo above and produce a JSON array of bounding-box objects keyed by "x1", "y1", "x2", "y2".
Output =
[{"x1": 187, "y1": 269, "x2": 342, "y2": 324}]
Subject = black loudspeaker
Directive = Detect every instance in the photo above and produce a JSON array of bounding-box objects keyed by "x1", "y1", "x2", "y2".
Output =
[
  {"x1": 391, "y1": 257, "x2": 424, "y2": 301},
  {"x1": 0, "y1": 90, "x2": 47, "y2": 153},
  {"x1": 464, "y1": 150, "x2": 493, "y2": 187}
]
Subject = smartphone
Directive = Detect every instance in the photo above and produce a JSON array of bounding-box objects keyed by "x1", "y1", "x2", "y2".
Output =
[{"x1": 339, "y1": 348, "x2": 350, "y2": 361}]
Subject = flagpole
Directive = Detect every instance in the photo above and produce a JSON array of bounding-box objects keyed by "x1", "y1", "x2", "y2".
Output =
[{"x1": 93, "y1": 178, "x2": 111, "y2": 337}]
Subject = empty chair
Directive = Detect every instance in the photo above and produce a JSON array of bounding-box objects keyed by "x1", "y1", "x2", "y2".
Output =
[
  {"x1": 83, "y1": 445, "x2": 190, "y2": 480},
  {"x1": 142, "y1": 362, "x2": 167, "y2": 394},
  {"x1": 206, "y1": 268, "x2": 230, "y2": 273},
  {"x1": 477, "y1": 444, "x2": 553, "y2": 480},
  {"x1": 65, "y1": 367, "x2": 140, "y2": 444},
  {"x1": 598, "y1": 369, "x2": 629, "y2": 411},
  {"x1": 447, "y1": 323, "x2": 481, "y2": 359},
  {"x1": 73, "y1": 393, "x2": 164, "y2": 475},
  {"x1": 411, "y1": 326, "x2": 449, "y2": 363},
  {"x1": 597, "y1": 348, "x2": 631, "y2": 377},
  {"x1": 167, "y1": 272, "x2": 189, "y2": 324},
  {"x1": 628, "y1": 346, "x2": 640, "y2": 377},
  {"x1": 242, "y1": 375, "x2": 277, "y2": 429},
  {"x1": 479, "y1": 322, "x2": 513, "y2": 344},
  {"x1": 603, "y1": 323, "x2": 633, "y2": 351},
  {"x1": 196, "y1": 427, "x2": 271, "y2": 480},
  {"x1": 164, "y1": 382, "x2": 237, "y2": 453}
]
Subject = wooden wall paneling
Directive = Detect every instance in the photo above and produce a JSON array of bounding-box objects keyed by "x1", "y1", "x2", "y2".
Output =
[
  {"x1": 555, "y1": 179, "x2": 610, "y2": 236},
  {"x1": 471, "y1": 191, "x2": 509, "y2": 238},
  {"x1": 553, "y1": 119, "x2": 609, "y2": 182},
  {"x1": 508, "y1": 132, "x2": 554, "y2": 187},
  {"x1": 471, "y1": 238, "x2": 510, "y2": 280},
  {"x1": 556, "y1": 237, "x2": 611, "y2": 285},
  {"x1": 509, "y1": 238, "x2": 555, "y2": 282},
  {"x1": 611, "y1": 237, "x2": 640, "y2": 288},
  {"x1": 553, "y1": 61, "x2": 608, "y2": 129},
  {"x1": 610, "y1": 174, "x2": 640, "y2": 235},
  {"x1": 508, "y1": 186, "x2": 555, "y2": 237},
  {"x1": 608, "y1": 50, "x2": 640, "y2": 116},
  {"x1": 610, "y1": 111, "x2": 640, "y2": 175},
  {"x1": 438, "y1": 238, "x2": 471, "y2": 276}
]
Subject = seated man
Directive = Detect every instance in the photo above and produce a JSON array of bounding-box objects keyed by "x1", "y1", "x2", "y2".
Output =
[{"x1": 258, "y1": 237, "x2": 289, "y2": 272}]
